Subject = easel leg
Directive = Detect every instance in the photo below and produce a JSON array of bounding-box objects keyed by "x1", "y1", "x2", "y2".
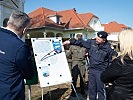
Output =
[
  {"x1": 48, "y1": 87, "x2": 51, "y2": 100},
  {"x1": 41, "y1": 87, "x2": 51, "y2": 100},
  {"x1": 71, "y1": 83, "x2": 79, "y2": 100},
  {"x1": 28, "y1": 85, "x2": 31, "y2": 100},
  {"x1": 42, "y1": 88, "x2": 43, "y2": 100}
]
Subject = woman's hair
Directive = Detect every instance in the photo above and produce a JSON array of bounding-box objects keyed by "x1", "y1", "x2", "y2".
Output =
[
  {"x1": 119, "y1": 29, "x2": 133, "y2": 63},
  {"x1": 7, "y1": 10, "x2": 30, "y2": 31}
]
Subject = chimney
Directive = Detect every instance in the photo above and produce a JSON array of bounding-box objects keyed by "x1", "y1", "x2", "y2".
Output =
[{"x1": 73, "y1": 8, "x2": 76, "y2": 12}]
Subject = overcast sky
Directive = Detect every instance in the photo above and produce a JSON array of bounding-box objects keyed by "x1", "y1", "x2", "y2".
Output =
[{"x1": 25, "y1": 0, "x2": 133, "y2": 27}]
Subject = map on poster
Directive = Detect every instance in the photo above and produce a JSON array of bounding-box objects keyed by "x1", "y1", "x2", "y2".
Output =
[{"x1": 31, "y1": 37, "x2": 72, "y2": 87}]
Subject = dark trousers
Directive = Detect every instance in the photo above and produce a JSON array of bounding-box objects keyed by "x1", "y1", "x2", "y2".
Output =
[
  {"x1": 71, "y1": 64, "x2": 85, "y2": 95},
  {"x1": 88, "y1": 69, "x2": 106, "y2": 100}
]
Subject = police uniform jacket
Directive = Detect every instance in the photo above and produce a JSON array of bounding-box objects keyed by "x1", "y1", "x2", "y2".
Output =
[
  {"x1": 70, "y1": 38, "x2": 116, "y2": 71},
  {"x1": 0, "y1": 28, "x2": 34, "y2": 100}
]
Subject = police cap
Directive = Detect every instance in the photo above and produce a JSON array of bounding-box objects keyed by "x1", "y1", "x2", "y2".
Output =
[{"x1": 97, "y1": 31, "x2": 108, "y2": 39}]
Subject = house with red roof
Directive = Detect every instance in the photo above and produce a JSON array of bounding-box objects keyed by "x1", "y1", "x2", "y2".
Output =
[
  {"x1": 26, "y1": 7, "x2": 104, "y2": 40},
  {"x1": 102, "y1": 21, "x2": 128, "y2": 41},
  {"x1": 102, "y1": 21, "x2": 129, "y2": 51}
]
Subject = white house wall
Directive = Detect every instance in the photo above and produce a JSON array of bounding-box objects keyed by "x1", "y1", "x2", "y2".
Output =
[
  {"x1": 107, "y1": 33, "x2": 118, "y2": 41},
  {"x1": 49, "y1": 16, "x2": 56, "y2": 23},
  {"x1": 0, "y1": 0, "x2": 24, "y2": 26},
  {"x1": 18, "y1": 0, "x2": 25, "y2": 11},
  {"x1": 89, "y1": 17, "x2": 104, "y2": 31}
]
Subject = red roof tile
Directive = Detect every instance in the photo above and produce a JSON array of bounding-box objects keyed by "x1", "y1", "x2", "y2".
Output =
[
  {"x1": 28, "y1": 7, "x2": 64, "y2": 29},
  {"x1": 28, "y1": 7, "x2": 93, "y2": 30},
  {"x1": 58, "y1": 9, "x2": 84, "y2": 28},
  {"x1": 79, "y1": 13, "x2": 98, "y2": 25},
  {"x1": 102, "y1": 21, "x2": 128, "y2": 33}
]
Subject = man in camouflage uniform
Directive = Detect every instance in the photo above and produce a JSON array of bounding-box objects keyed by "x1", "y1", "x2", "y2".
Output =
[{"x1": 67, "y1": 34, "x2": 86, "y2": 97}]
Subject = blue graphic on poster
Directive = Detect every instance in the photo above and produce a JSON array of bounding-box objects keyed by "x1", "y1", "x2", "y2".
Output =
[
  {"x1": 39, "y1": 64, "x2": 50, "y2": 77},
  {"x1": 52, "y1": 41, "x2": 62, "y2": 53}
]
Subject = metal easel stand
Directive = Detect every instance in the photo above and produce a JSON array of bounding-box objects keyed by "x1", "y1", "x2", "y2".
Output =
[
  {"x1": 41, "y1": 87, "x2": 51, "y2": 100},
  {"x1": 41, "y1": 88, "x2": 43, "y2": 100},
  {"x1": 71, "y1": 83, "x2": 79, "y2": 100},
  {"x1": 28, "y1": 85, "x2": 31, "y2": 100}
]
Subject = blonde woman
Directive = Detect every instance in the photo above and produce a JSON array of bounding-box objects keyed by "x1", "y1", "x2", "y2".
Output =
[{"x1": 101, "y1": 29, "x2": 133, "y2": 100}]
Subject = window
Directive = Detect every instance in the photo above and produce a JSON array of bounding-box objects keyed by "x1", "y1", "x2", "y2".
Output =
[
  {"x1": 93, "y1": 20, "x2": 97, "y2": 24},
  {"x1": 57, "y1": 17, "x2": 60, "y2": 24},
  {"x1": 70, "y1": 33, "x2": 75, "y2": 38},
  {"x1": 3, "y1": 18, "x2": 9, "y2": 27}
]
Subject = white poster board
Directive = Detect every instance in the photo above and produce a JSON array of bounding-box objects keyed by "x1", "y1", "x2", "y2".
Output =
[{"x1": 31, "y1": 37, "x2": 72, "y2": 87}]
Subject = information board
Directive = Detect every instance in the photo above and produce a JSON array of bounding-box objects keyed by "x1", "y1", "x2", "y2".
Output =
[{"x1": 31, "y1": 37, "x2": 72, "y2": 87}]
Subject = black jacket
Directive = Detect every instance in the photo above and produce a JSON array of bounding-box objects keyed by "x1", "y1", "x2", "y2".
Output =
[
  {"x1": 0, "y1": 28, "x2": 34, "y2": 100},
  {"x1": 101, "y1": 56, "x2": 133, "y2": 100}
]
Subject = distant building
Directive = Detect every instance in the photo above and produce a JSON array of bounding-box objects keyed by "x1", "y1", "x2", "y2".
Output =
[
  {"x1": 102, "y1": 21, "x2": 128, "y2": 41},
  {"x1": 26, "y1": 7, "x2": 104, "y2": 40},
  {"x1": 0, "y1": 0, "x2": 24, "y2": 27},
  {"x1": 102, "y1": 21, "x2": 129, "y2": 51}
]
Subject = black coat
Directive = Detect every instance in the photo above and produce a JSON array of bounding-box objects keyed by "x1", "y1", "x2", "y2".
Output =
[{"x1": 101, "y1": 56, "x2": 133, "y2": 100}]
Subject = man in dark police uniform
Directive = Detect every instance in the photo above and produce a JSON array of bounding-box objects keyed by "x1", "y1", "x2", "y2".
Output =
[
  {"x1": 63, "y1": 31, "x2": 117, "y2": 100},
  {"x1": 0, "y1": 10, "x2": 34, "y2": 100}
]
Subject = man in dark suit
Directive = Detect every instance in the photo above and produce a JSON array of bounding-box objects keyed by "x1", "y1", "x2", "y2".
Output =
[{"x1": 0, "y1": 10, "x2": 34, "y2": 100}]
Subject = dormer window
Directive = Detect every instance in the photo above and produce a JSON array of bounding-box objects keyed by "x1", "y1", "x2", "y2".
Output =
[
  {"x1": 48, "y1": 14, "x2": 62, "y2": 24},
  {"x1": 93, "y1": 20, "x2": 97, "y2": 25},
  {"x1": 56, "y1": 16, "x2": 60, "y2": 24}
]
